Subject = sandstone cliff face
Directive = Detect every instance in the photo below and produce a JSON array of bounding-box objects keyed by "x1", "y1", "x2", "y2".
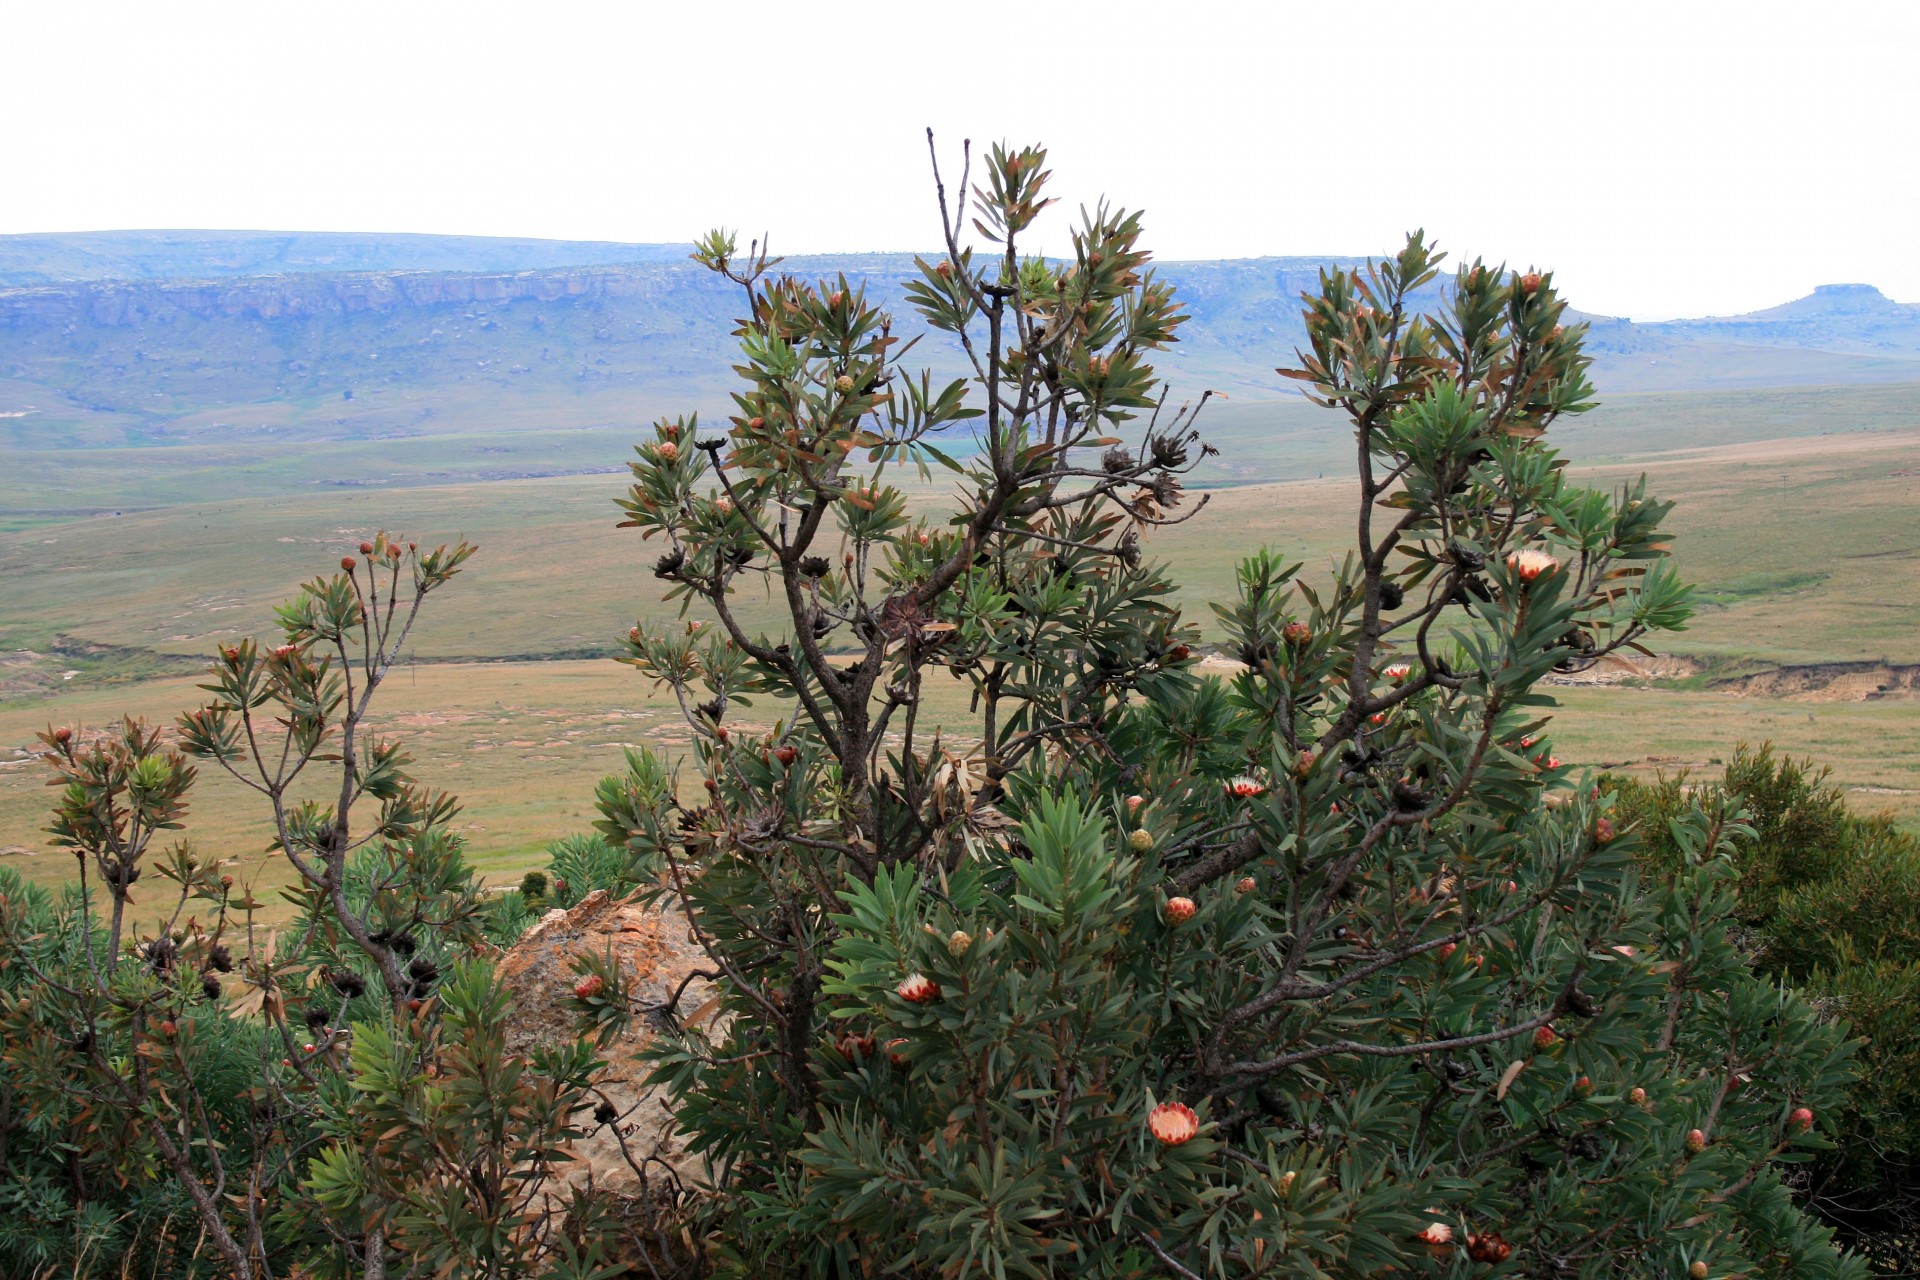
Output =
[
  {"x1": 495, "y1": 888, "x2": 714, "y2": 1200},
  {"x1": 0, "y1": 263, "x2": 710, "y2": 328}
]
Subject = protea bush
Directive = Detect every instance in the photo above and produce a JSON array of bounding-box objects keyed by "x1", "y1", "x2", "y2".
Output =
[
  {"x1": 0, "y1": 141, "x2": 1869, "y2": 1279},
  {"x1": 0, "y1": 538, "x2": 648, "y2": 1279},
  {"x1": 599, "y1": 140, "x2": 1865, "y2": 1278}
]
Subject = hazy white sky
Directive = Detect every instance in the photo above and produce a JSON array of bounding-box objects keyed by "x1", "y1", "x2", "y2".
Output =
[{"x1": 8, "y1": 0, "x2": 1916, "y2": 319}]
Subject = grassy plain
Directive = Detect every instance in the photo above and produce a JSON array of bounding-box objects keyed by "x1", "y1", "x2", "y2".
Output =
[
  {"x1": 3, "y1": 403, "x2": 1915, "y2": 673},
  {"x1": 3, "y1": 382, "x2": 1917, "y2": 916},
  {"x1": 4, "y1": 657, "x2": 1915, "y2": 929}
]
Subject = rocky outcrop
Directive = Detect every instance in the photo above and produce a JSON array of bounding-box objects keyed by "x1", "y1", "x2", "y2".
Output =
[{"x1": 495, "y1": 888, "x2": 714, "y2": 1199}]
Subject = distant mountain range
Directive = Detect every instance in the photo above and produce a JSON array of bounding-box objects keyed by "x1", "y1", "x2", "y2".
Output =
[
  {"x1": 0, "y1": 230, "x2": 694, "y2": 286},
  {"x1": 1, "y1": 232, "x2": 1915, "y2": 452}
]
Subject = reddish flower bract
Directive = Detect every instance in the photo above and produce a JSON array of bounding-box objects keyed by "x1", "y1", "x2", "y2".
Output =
[{"x1": 897, "y1": 973, "x2": 941, "y2": 1004}]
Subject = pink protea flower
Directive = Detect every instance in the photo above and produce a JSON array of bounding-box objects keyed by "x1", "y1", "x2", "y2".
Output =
[
  {"x1": 1790, "y1": 1106, "x2": 1815, "y2": 1133},
  {"x1": 573, "y1": 975, "x2": 605, "y2": 1000},
  {"x1": 896, "y1": 973, "x2": 941, "y2": 1004},
  {"x1": 1417, "y1": 1220, "x2": 1454, "y2": 1251},
  {"x1": 656, "y1": 441, "x2": 680, "y2": 463},
  {"x1": 1225, "y1": 775, "x2": 1267, "y2": 799},
  {"x1": 1147, "y1": 1101, "x2": 1199, "y2": 1146},
  {"x1": 1383, "y1": 662, "x2": 1412, "y2": 682},
  {"x1": 1507, "y1": 548, "x2": 1560, "y2": 581},
  {"x1": 1612, "y1": 944, "x2": 1637, "y2": 959},
  {"x1": 1164, "y1": 896, "x2": 1197, "y2": 924}
]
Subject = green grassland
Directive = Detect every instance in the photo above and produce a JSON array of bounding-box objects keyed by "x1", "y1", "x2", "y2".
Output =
[
  {"x1": 3, "y1": 398, "x2": 1914, "y2": 672},
  {"x1": 4, "y1": 656, "x2": 1915, "y2": 929},
  {"x1": 3, "y1": 380, "x2": 1917, "y2": 916}
]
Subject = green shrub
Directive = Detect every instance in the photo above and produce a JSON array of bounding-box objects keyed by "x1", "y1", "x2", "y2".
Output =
[
  {"x1": 0, "y1": 535, "x2": 655, "y2": 1279},
  {"x1": 1768, "y1": 822, "x2": 1920, "y2": 977},
  {"x1": 542, "y1": 833, "x2": 630, "y2": 908},
  {"x1": 1612, "y1": 745, "x2": 1920, "y2": 1268},
  {"x1": 596, "y1": 144, "x2": 1863, "y2": 1278},
  {"x1": 1609, "y1": 743, "x2": 1855, "y2": 921},
  {"x1": 486, "y1": 889, "x2": 541, "y2": 947}
]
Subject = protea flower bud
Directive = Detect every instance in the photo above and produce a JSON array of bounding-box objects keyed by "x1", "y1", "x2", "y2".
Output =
[
  {"x1": 1293, "y1": 750, "x2": 1315, "y2": 778},
  {"x1": 358, "y1": 541, "x2": 374, "y2": 555},
  {"x1": 947, "y1": 930, "x2": 973, "y2": 958},
  {"x1": 52, "y1": 726, "x2": 73, "y2": 745},
  {"x1": 1686, "y1": 1128, "x2": 1707, "y2": 1153},
  {"x1": 1282, "y1": 620, "x2": 1312, "y2": 646},
  {"x1": 773, "y1": 745, "x2": 798, "y2": 766},
  {"x1": 1129, "y1": 828, "x2": 1154, "y2": 852},
  {"x1": 1575, "y1": 1075, "x2": 1593, "y2": 1095},
  {"x1": 1594, "y1": 816, "x2": 1615, "y2": 843},
  {"x1": 1466, "y1": 1233, "x2": 1512, "y2": 1263},
  {"x1": 573, "y1": 974, "x2": 605, "y2": 1000},
  {"x1": 837, "y1": 1032, "x2": 876, "y2": 1061},
  {"x1": 835, "y1": 374, "x2": 854, "y2": 392},
  {"x1": 1147, "y1": 1101, "x2": 1199, "y2": 1146},
  {"x1": 1519, "y1": 272, "x2": 1543, "y2": 293},
  {"x1": 1235, "y1": 876, "x2": 1257, "y2": 894},
  {"x1": 1790, "y1": 1106, "x2": 1814, "y2": 1132},
  {"x1": 1164, "y1": 896, "x2": 1197, "y2": 924},
  {"x1": 1126, "y1": 794, "x2": 1145, "y2": 814},
  {"x1": 340, "y1": 557, "x2": 358, "y2": 572},
  {"x1": 828, "y1": 291, "x2": 844, "y2": 307},
  {"x1": 656, "y1": 441, "x2": 680, "y2": 463},
  {"x1": 1690, "y1": 1262, "x2": 1709, "y2": 1280},
  {"x1": 1535, "y1": 1024, "x2": 1558, "y2": 1049},
  {"x1": 935, "y1": 261, "x2": 954, "y2": 279},
  {"x1": 1630, "y1": 1086, "x2": 1648, "y2": 1106},
  {"x1": 1166, "y1": 644, "x2": 1192, "y2": 661},
  {"x1": 896, "y1": 974, "x2": 941, "y2": 1004},
  {"x1": 1438, "y1": 941, "x2": 1457, "y2": 959}
]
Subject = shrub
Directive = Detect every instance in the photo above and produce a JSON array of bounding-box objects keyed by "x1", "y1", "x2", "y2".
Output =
[
  {"x1": 1614, "y1": 748, "x2": 1920, "y2": 1265},
  {"x1": 597, "y1": 141, "x2": 1864, "y2": 1278},
  {"x1": 543, "y1": 833, "x2": 631, "y2": 908},
  {"x1": 0, "y1": 535, "x2": 650, "y2": 1279},
  {"x1": 1613, "y1": 744, "x2": 1856, "y2": 923}
]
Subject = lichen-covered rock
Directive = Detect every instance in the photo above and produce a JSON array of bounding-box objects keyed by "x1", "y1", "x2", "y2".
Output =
[{"x1": 496, "y1": 887, "x2": 712, "y2": 1198}]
